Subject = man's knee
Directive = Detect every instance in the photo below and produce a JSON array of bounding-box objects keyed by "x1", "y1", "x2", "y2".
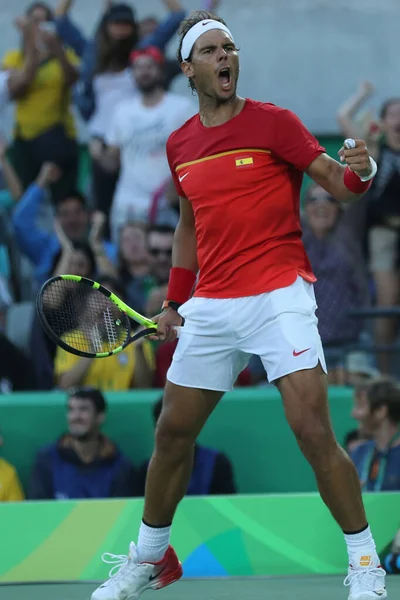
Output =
[
  {"x1": 291, "y1": 409, "x2": 337, "y2": 461},
  {"x1": 154, "y1": 411, "x2": 196, "y2": 458}
]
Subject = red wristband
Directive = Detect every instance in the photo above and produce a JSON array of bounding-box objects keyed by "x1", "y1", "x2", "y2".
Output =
[
  {"x1": 343, "y1": 166, "x2": 373, "y2": 194},
  {"x1": 166, "y1": 267, "x2": 197, "y2": 304}
]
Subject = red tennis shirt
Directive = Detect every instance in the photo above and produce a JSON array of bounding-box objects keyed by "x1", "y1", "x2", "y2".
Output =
[{"x1": 166, "y1": 99, "x2": 325, "y2": 298}]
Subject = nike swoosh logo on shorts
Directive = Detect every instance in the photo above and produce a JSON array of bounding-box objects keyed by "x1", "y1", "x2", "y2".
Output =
[
  {"x1": 179, "y1": 173, "x2": 189, "y2": 182},
  {"x1": 293, "y1": 348, "x2": 311, "y2": 357},
  {"x1": 149, "y1": 564, "x2": 167, "y2": 581}
]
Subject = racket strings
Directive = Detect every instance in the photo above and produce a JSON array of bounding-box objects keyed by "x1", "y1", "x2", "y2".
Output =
[{"x1": 42, "y1": 280, "x2": 129, "y2": 354}]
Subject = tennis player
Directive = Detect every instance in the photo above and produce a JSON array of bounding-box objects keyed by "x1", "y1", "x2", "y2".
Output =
[{"x1": 92, "y1": 11, "x2": 385, "y2": 600}]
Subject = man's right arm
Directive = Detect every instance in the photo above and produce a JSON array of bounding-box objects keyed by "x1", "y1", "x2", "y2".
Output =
[
  {"x1": 153, "y1": 196, "x2": 198, "y2": 340},
  {"x1": 172, "y1": 196, "x2": 198, "y2": 272}
]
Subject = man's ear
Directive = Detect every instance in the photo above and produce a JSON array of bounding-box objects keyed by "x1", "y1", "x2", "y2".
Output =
[{"x1": 181, "y1": 61, "x2": 195, "y2": 81}]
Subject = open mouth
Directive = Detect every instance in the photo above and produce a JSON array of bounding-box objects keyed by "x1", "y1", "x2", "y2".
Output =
[{"x1": 218, "y1": 67, "x2": 231, "y2": 89}]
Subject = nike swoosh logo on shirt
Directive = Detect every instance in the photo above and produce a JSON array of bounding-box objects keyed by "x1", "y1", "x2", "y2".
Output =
[
  {"x1": 178, "y1": 173, "x2": 189, "y2": 182},
  {"x1": 293, "y1": 348, "x2": 310, "y2": 357},
  {"x1": 149, "y1": 564, "x2": 167, "y2": 582}
]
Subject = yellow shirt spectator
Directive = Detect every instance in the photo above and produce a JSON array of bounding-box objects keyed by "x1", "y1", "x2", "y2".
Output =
[
  {"x1": 0, "y1": 458, "x2": 24, "y2": 502},
  {"x1": 2, "y1": 48, "x2": 79, "y2": 140},
  {"x1": 54, "y1": 334, "x2": 155, "y2": 390}
]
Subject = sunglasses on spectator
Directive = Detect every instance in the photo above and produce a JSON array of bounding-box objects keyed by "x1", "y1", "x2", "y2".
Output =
[{"x1": 149, "y1": 247, "x2": 173, "y2": 257}]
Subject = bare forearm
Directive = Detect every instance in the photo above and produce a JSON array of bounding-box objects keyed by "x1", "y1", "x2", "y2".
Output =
[
  {"x1": 337, "y1": 90, "x2": 371, "y2": 138},
  {"x1": 172, "y1": 220, "x2": 198, "y2": 272},
  {"x1": 58, "y1": 358, "x2": 93, "y2": 388}
]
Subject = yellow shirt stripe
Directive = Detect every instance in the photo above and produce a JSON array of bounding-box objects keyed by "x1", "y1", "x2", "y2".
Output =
[{"x1": 176, "y1": 148, "x2": 271, "y2": 171}]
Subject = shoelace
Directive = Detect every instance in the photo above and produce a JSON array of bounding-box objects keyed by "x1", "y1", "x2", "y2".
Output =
[
  {"x1": 102, "y1": 552, "x2": 130, "y2": 578},
  {"x1": 344, "y1": 567, "x2": 385, "y2": 590}
]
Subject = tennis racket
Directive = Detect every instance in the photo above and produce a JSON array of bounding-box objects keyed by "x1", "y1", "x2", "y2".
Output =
[{"x1": 36, "y1": 274, "x2": 159, "y2": 358}]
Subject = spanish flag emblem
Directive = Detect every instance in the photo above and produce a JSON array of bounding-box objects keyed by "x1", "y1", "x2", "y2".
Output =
[{"x1": 235, "y1": 157, "x2": 253, "y2": 167}]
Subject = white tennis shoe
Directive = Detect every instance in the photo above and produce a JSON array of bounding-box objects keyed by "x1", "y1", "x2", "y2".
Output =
[
  {"x1": 344, "y1": 564, "x2": 387, "y2": 600},
  {"x1": 91, "y1": 542, "x2": 182, "y2": 600}
]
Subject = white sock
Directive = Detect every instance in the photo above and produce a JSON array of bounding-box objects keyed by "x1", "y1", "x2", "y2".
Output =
[
  {"x1": 344, "y1": 526, "x2": 379, "y2": 569},
  {"x1": 137, "y1": 521, "x2": 171, "y2": 563}
]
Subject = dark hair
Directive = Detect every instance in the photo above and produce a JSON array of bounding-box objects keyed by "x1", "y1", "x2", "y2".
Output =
[
  {"x1": 148, "y1": 224, "x2": 175, "y2": 237},
  {"x1": 176, "y1": 10, "x2": 227, "y2": 92},
  {"x1": 153, "y1": 396, "x2": 163, "y2": 424},
  {"x1": 365, "y1": 377, "x2": 400, "y2": 423},
  {"x1": 56, "y1": 190, "x2": 87, "y2": 210},
  {"x1": 50, "y1": 242, "x2": 97, "y2": 277},
  {"x1": 68, "y1": 387, "x2": 107, "y2": 414},
  {"x1": 26, "y1": 1, "x2": 53, "y2": 19},
  {"x1": 95, "y1": 5, "x2": 139, "y2": 74},
  {"x1": 380, "y1": 98, "x2": 400, "y2": 120}
]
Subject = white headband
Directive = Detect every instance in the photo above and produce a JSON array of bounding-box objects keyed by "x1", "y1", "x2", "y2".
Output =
[{"x1": 181, "y1": 19, "x2": 235, "y2": 61}]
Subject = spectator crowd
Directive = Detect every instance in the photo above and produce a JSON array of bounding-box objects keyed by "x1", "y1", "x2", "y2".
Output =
[{"x1": 0, "y1": 0, "x2": 399, "y2": 574}]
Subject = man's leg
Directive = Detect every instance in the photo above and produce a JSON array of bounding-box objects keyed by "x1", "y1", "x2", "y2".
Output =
[
  {"x1": 137, "y1": 381, "x2": 223, "y2": 561},
  {"x1": 276, "y1": 365, "x2": 386, "y2": 599},
  {"x1": 276, "y1": 365, "x2": 366, "y2": 531}
]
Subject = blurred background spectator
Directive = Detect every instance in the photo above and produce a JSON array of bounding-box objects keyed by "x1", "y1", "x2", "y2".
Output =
[
  {"x1": 29, "y1": 387, "x2": 139, "y2": 499},
  {"x1": 77, "y1": 0, "x2": 186, "y2": 239},
  {"x1": 349, "y1": 377, "x2": 400, "y2": 491},
  {"x1": 54, "y1": 275, "x2": 155, "y2": 390},
  {"x1": 3, "y1": 4, "x2": 80, "y2": 203},
  {"x1": 137, "y1": 396, "x2": 237, "y2": 495},
  {"x1": 338, "y1": 84, "x2": 400, "y2": 375},
  {"x1": 92, "y1": 45, "x2": 194, "y2": 239},
  {"x1": 302, "y1": 184, "x2": 371, "y2": 385}
]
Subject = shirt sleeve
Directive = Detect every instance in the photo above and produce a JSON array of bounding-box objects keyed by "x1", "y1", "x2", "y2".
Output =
[{"x1": 271, "y1": 108, "x2": 325, "y2": 171}]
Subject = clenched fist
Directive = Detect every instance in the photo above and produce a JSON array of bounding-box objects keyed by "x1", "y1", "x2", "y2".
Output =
[{"x1": 338, "y1": 138, "x2": 373, "y2": 180}]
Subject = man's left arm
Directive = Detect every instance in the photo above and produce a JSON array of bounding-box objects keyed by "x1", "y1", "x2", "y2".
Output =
[
  {"x1": 306, "y1": 139, "x2": 377, "y2": 203},
  {"x1": 271, "y1": 108, "x2": 377, "y2": 204}
]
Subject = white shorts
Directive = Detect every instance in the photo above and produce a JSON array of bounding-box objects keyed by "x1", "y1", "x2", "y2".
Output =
[{"x1": 167, "y1": 276, "x2": 327, "y2": 392}]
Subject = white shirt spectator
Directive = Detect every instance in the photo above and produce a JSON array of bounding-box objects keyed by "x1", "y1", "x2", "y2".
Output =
[
  {"x1": 106, "y1": 92, "x2": 196, "y2": 240},
  {"x1": 88, "y1": 69, "x2": 137, "y2": 139}
]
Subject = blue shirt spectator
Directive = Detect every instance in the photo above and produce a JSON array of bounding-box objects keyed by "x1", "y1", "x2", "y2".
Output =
[
  {"x1": 349, "y1": 377, "x2": 400, "y2": 491},
  {"x1": 12, "y1": 163, "x2": 116, "y2": 287},
  {"x1": 29, "y1": 388, "x2": 139, "y2": 499}
]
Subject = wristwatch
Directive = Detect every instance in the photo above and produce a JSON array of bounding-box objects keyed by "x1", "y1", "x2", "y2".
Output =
[{"x1": 161, "y1": 300, "x2": 181, "y2": 312}]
